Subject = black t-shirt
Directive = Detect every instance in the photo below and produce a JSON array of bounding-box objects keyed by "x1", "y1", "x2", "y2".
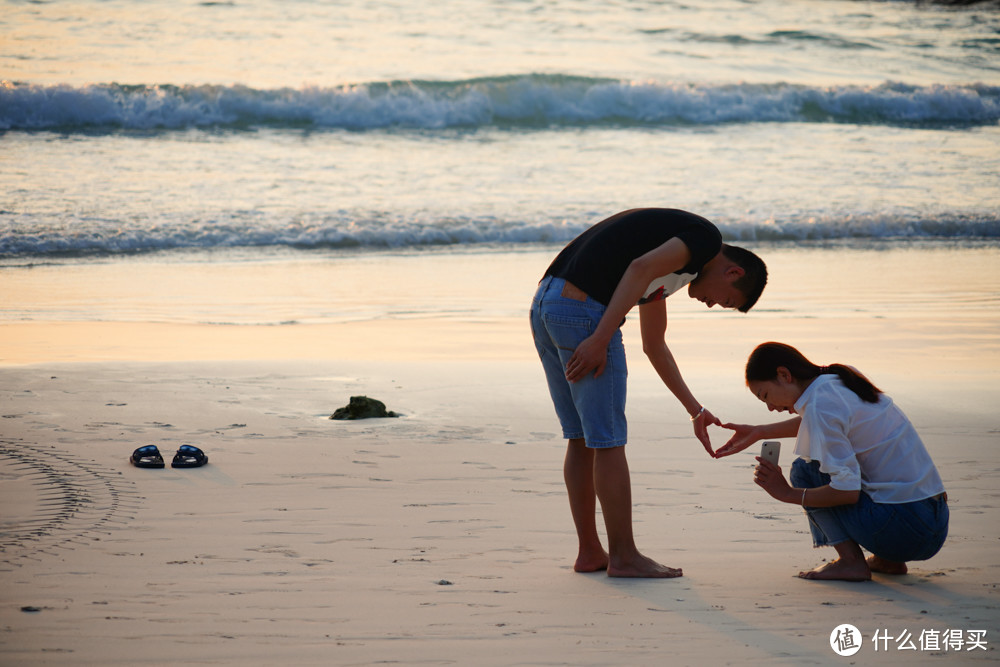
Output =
[{"x1": 544, "y1": 208, "x2": 723, "y2": 306}]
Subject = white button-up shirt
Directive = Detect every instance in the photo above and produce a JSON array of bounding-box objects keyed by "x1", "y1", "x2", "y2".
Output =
[{"x1": 793, "y1": 375, "x2": 945, "y2": 504}]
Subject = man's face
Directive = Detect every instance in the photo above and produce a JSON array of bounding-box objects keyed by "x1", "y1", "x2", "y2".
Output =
[{"x1": 687, "y1": 268, "x2": 745, "y2": 310}]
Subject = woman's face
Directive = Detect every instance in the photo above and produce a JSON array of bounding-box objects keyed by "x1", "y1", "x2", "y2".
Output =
[{"x1": 748, "y1": 367, "x2": 804, "y2": 414}]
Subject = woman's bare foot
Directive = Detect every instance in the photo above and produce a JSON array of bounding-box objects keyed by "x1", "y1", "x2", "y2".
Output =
[
  {"x1": 608, "y1": 553, "x2": 683, "y2": 578},
  {"x1": 798, "y1": 558, "x2": 871, "y2": 582},
  {"x1": 867, "y1": 555, "x2": 908, "y2": 575},
  {"x1": 575, "y1": 548, "x2": 610, "y2": 573}
]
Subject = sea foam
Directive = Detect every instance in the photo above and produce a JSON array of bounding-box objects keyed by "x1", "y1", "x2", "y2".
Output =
[
  {"x1": 2, "y1": 77, "x2": 998, "y2": 132},
  {"x1": 2, "y1": 210, "x2": 997, "y2": 259}
]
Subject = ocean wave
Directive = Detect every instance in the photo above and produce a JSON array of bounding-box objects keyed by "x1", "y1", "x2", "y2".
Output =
[
  {"x1": 2, "y1": 76, "x2": 999, "y2": 132},
  {"x1": 2, "y1": 211, "x2": 997, "y2": 259},
  {"x1": 676, "y1": 29, "x2": 880, "y2": 51}
]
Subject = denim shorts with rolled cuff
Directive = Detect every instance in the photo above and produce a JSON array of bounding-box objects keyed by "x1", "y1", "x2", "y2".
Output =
[
  {"x1": 790, "y1": 458, "x2": 949, "y2": 563},
  {"x1": 529, "y1": 276, "x2": 628, "y2": 448}
]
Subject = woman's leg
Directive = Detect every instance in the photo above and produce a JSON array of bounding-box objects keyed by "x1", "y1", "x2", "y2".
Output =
[
  {"x1": 798, "y1": 540, "x2": 871, "y2": 581},
  {"x1": 789, "y1": 460, "x2": 949, "y2": 578},
  {"x1": 789, "y1": 458, "x2": 871, "y2": 581},
  {"x1": 867, "y1": 554, "x2": 908, "y2": 575},
  {"x1": 789, "y1": 459, "x2": 852, "y2": 547},
  {"x1": 840, "y1": 494, "x2": 949, "y2": 570}
]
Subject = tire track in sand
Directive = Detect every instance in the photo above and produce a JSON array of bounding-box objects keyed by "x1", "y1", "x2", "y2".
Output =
[{"x1": 0, "y1": 441, "x2": 138, "y2": 568}]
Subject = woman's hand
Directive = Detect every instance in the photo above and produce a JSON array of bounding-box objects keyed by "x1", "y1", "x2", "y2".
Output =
[
  {"x1": 714, "y1": 423, "x2": 761, "y2": 458},
  {"x1": 565, "y1": 334, "x2": 608, "y2": 382},
  {"x1": 692, "y1": 407, "x2": 723, "y2": 457},
  {"x1": 753, "y1": 458, "x2": 794, "y2": 502}
]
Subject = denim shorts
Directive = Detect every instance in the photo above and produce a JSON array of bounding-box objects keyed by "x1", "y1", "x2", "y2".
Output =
[
  {"x1": 790, "y1": 458, "x2": 949, "y2": 562},
  {"x1": 529, "y1": 276, "x2": 628, "y2": 448}
]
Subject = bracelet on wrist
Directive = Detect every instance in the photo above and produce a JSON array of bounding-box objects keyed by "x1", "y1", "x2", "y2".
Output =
[{"x1": 690, "y1": 406, "x2": 705, "y2": 421}]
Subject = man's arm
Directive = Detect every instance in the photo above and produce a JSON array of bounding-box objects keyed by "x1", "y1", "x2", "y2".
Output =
[
  {"x1": 565, "y1": 237, "x2": 691, "y2": 383},
  {"x1": 637, "y1": 299, "x2": 721, "y2": 456},
  {"x1": 637, "y1": 299, "x2": 699, "y2": 415}
]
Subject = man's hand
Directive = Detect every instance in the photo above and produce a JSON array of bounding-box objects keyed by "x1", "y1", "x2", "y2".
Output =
[
  {"x1": 565, "y1": 334, "x2": 608, "y2": 383},
  {"x1": 692, "y1": 407, "x2": 722, "y2": 457},
  {"x1": 714, "y1": 423, "x2": 761, "y2": 458}
]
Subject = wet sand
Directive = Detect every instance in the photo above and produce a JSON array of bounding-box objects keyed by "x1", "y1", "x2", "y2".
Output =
[{"x1": 1, "y1": 244, "x2": 998, "y2": 664}]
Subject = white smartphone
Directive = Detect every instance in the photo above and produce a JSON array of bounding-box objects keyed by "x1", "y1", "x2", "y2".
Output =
[{"x1": 760, "y1": 441, "x2": 781, "y2": 465}]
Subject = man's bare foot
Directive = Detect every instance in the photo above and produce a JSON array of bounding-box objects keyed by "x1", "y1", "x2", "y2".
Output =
[
  {"x1": 798, "y1": 558, "x2": 871, "y2": 582},
  {"x1": 607, "y1": 553, "x2": 683, "y2": 579},
  {"x1": 867, "y1": 555, "x2": 908, "y2": 575},
  {"x1": 574, "y1": 549, "x2": 610, "y2": 573}
]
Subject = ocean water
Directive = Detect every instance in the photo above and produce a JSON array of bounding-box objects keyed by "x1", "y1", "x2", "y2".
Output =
[{"x1": 2, "y1": 0, "x2": 999, "y2": 324}]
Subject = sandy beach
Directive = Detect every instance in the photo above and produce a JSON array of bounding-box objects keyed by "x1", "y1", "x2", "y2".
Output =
[
  {"x1": 1, "y1": 245, "x2": 998, "y2": 665},
  {"x1": 5, "y1": 0, "x2": 999, "y2": 661}
]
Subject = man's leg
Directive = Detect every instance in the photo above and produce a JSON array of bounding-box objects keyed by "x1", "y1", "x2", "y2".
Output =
[
  {"x1": 593, "y1": 446, "x2": 682, "y2": 578},
  {"x1": 564, "y1": 438, "x2": 608, "y2": 572}
]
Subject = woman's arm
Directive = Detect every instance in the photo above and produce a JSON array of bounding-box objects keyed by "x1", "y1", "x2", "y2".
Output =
[
  {"x1": 754, "y1": 459, "x2": 861, "y2": 506},
  {"x1": 714, "y1": 417, "x2": 801, "y2": 457}
]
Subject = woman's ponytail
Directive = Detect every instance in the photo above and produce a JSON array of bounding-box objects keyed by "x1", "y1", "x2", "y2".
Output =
[{"x1": 746, "y1": 343, "x2": 882, "y2": 403}]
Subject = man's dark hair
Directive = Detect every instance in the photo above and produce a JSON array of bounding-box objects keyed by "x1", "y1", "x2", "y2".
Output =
[{"x1": 721, "y1": 244, "x2": 767, "y2": 313}]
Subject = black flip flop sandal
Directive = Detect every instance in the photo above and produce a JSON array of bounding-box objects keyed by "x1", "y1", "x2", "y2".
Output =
[
  {"x1": 130, "y1": 445, "x2": 165, "y2": 469},
  {"x1": 171, "y1": 445, "x2": 208, "y2": 468}
]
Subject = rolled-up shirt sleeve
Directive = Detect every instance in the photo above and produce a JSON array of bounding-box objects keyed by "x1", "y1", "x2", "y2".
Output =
[{"x1": 801, "y1": 392, "x2": 863, "y2": 492}]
